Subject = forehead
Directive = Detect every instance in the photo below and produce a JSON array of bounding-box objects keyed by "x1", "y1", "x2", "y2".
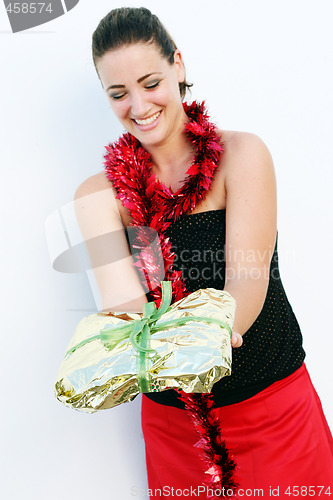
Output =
[{"x1": 96, "y1": 43, "x2": 169, "y2": 84}]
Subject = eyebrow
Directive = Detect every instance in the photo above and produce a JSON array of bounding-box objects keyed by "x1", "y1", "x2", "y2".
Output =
[{"x1": 106, "y1": 72, "x2": 162, "y2": 91}]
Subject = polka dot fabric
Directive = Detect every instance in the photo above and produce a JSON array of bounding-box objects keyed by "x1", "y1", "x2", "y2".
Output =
[{"x1": 144, "y1": 209, "x2": 306, "y2": 408}]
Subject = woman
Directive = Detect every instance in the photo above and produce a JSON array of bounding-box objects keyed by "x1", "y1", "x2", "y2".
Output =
[{"x1": 74, "y1": 7, "x2": 333, "y2": 498}]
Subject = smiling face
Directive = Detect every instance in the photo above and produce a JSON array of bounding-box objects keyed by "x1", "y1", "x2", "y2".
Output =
[{"x1": 96, "y1": 43, "x2": 187, "y2": 150}]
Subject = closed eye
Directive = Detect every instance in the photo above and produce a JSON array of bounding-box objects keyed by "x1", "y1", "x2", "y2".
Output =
[
  {"x1": 145, "y1": 81, "x2": 160, "y2": 90},
  {"x1": 110, "y1": 93, "x2": 126, "y2": 101},
  {"x1": 109, "y1": 80, "x2": 160, "y2": 100}
]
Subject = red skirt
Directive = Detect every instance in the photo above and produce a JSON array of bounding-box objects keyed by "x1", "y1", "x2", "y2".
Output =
[{"x1": 141, "y1": 364, "x2": 333, "y2": 499}]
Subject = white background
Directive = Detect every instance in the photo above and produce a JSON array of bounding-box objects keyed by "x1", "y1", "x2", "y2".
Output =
[{"x1": 1, "y1": 1, "x2": 332, "y2": 499}]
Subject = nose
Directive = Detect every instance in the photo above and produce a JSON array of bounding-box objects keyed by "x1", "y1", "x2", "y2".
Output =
[{"x1": 129, "y1": 91, "x2": 150, "y2": 119}]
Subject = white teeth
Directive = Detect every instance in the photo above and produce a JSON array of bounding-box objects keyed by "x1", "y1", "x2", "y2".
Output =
[{"x1": 134, "y1": 111, "x2": 161, "y2": 126}]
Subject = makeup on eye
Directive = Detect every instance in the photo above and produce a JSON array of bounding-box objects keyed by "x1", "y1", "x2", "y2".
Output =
[
  {"x1": 110, "y1": 92, "x2": 126, "y2": 100},
  {"x1": 109, "y1": 80, "x2": 161, "y2": 100},
  {"x1": 106, "y1": 71, "x2": 163, "y2": 90},
  {"x1": 145, "y1": 80, "x2": 161, "y2": 89}
]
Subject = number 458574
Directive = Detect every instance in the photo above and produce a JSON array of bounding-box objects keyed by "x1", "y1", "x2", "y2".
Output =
[
  {"x1": 6, "y1": 3, "x2": 53, "y2": 14},
  {"x1": 284, "y1": 486, "x2": 332, "y2": 496}
]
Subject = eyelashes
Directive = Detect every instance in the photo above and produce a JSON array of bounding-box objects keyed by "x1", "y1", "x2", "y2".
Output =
[
  {"x1": 110, "y1": 93, "x2": 125, "y2": 101},
  {"x1": 109, "y1": 81, "x2": 161, "y2": 101},
  {"x1": 145, "y1": 81, "x2": 160, "y2": 90}
]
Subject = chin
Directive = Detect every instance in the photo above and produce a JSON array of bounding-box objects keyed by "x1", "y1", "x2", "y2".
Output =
[{"x1": 132, "y1": 128, "x2": 167, "y2": 148}]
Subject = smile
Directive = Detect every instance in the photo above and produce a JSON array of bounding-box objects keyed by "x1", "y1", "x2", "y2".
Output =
[{"x1": 134, "y1": 111, "x2": 161, "y2": 126}]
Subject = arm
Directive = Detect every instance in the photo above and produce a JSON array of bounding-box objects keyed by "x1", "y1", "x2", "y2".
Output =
[
  {"x1": 74, "y1": 172, "x2": 148, "y2": 313},
  {"x1": 223, "y1": 132, "x2": 277, "y2": 347}
]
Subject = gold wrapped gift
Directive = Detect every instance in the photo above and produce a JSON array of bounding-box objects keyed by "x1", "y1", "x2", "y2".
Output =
[{"x1": 55, "y1": 282, "x2": 236, "y2": 413}]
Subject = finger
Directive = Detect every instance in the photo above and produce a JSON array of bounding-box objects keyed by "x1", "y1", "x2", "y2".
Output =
[{"x1": 231, "y1": 332, "x2": 243, "y2": 348}]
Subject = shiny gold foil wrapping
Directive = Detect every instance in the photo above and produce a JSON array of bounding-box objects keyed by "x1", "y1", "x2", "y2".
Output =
[{"x1": 55, "y1": 288, "x2": 236, "y2": 413}]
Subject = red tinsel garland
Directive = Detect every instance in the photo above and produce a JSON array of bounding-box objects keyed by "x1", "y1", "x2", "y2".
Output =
[
  {"x1": 177, "y1": 392, "x2": 239, "y2": 497},
  {"x1": 104, "y1": 101, "x2": 221, "y2": 305},
  {"x1": 104, "y1": 101, "x2": 238, "y2": 497}
]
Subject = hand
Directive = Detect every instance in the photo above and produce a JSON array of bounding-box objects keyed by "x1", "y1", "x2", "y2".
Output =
[{"x1": 231, "y1": 331, "x2": 243, "y2": 348}]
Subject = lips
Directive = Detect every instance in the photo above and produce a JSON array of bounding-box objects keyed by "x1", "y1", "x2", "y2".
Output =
[{"x1": 133, "y1": 110, "x2": 162, "y2": 126}]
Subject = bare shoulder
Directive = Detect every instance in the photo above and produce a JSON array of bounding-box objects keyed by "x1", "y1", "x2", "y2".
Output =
[
  {"x1": 74, "y1": 170, "x2": 132, "y2": 226},
  {"x1": 217, "y1": 130, "x2": 275, "y2": 189},
  {"x1": 219, "y1": 129, "x2": 277, "y2": 214},
  {"x1": 73, "y1": 170, "x2": 119, "y2": 219},
  {"x1": 74, "y1": 170, "x2": 114, "y2": 200},
  {"x1": 220, "y1": 130, "x2": 275, "y2": 180}
]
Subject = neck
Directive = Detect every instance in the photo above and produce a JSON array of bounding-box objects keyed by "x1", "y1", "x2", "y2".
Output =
[{"x1": 142, "y1": 107, "x2": 194, "y2": 174}]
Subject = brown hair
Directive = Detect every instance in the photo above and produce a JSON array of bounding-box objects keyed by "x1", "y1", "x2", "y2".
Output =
[{"x1": 92, "y1": 7, "x2": 192, "y2": 100}]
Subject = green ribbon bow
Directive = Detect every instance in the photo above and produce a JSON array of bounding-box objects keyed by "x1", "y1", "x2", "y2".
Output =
[{"x1": 66, "y1": 281, "x2": 233, "y2": 393}]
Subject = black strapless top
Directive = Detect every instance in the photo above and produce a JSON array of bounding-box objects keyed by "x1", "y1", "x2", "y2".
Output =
[{"x1": 144, "y1": 209, "x2": 306, "y2": 408}]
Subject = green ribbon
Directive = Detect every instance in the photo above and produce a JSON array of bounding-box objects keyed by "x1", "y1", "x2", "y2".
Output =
[{"x1": 66, "y1": 281, "x2": 233, "y2": 393}]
